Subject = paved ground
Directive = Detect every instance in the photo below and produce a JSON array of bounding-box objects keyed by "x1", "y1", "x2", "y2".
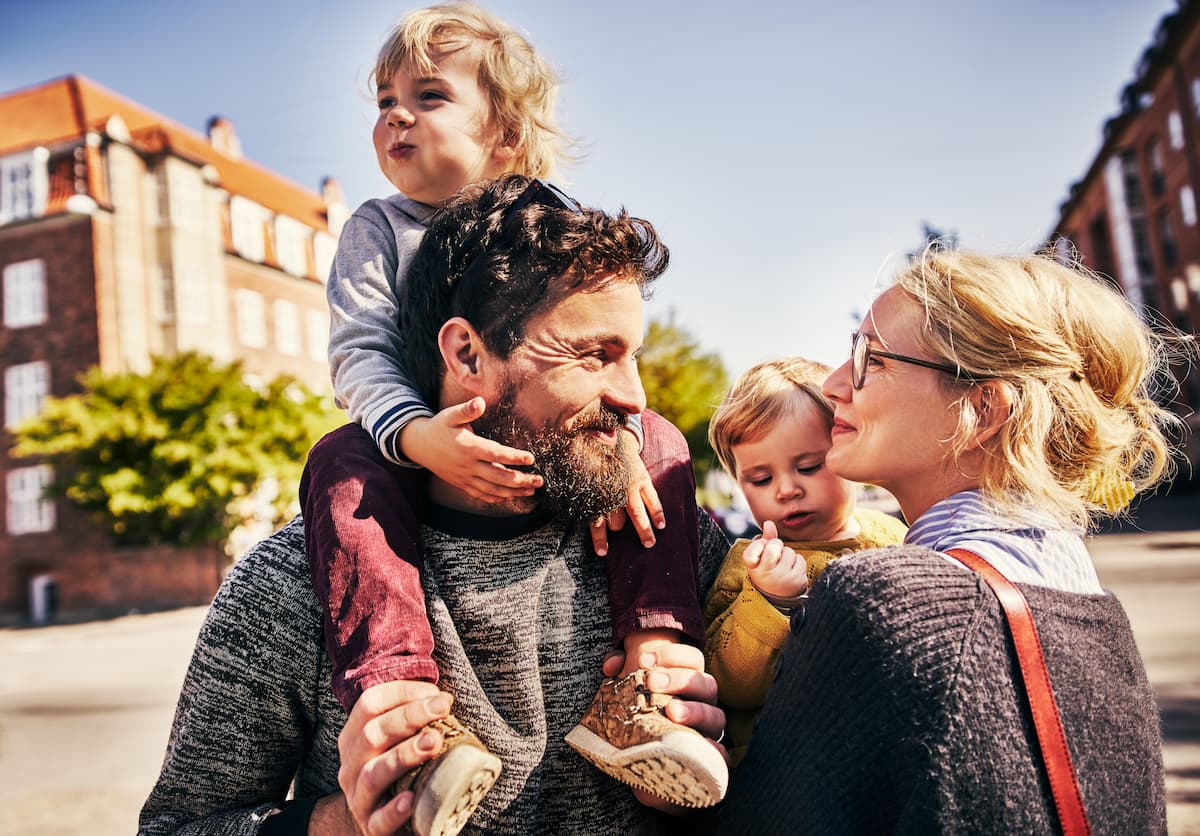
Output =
[{"x1": 0, "y1": 491, "x2": 1196, "y2": 835}]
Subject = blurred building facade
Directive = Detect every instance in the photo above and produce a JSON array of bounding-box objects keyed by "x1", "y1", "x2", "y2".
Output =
[
  {"x1": 0, "y1": 75, "x2": 346, "y2": 623},
  {"x1": 1051, "y1": 1, "x2": 1200, "y2": 470}
]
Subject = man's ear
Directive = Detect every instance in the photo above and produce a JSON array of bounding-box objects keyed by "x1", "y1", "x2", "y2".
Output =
[
  {"x1": 968, "y1": 380, "x2": 1013, "y2": 448},
  {"x1": 438, "y1": 317, "x2": 490, "y2": 394}
]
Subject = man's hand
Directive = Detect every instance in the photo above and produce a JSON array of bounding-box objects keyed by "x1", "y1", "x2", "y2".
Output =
[
  {"x1": 742, "y1": 520, "x2": 809, "y2": 601},
  {"x1": 589, "y1": 429, "x2": 665, "y2": 556},
  {"x1": 400, "y1": 398, "x2": 542, "y2": 504},
  {"x1": 601, "y1": 642, "x2": 727, "y2": 812},
  {"x1": 335, "y1": 681, "x2": 453, "y2": 835}
]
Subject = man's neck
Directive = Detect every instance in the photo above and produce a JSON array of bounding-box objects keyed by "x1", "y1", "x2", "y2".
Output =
[{"x1": 428, "y1": 476, "x2": 542, "y2": 517}]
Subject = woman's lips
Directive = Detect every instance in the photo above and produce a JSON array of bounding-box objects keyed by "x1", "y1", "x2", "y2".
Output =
[{"x1": 830, "y1": 418, "x2": 855, "y2": 438}]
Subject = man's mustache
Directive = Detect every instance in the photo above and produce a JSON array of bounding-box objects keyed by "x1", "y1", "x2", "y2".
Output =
[{"x1": 569, "y1": 404, "x2": 627, "y2": 435}]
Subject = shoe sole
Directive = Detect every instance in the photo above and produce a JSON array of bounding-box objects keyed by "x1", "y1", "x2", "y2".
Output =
[
  {"x1": 564, "y1": 724, "x2": 728, "y2": 808},
  {"x1": 411, "y1": 744, "x2": 502, "y2": 836}
]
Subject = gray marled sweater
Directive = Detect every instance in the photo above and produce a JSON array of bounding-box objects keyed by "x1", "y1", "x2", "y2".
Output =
[
  {"x1": 140, "y1": 508, "x2": 727, "y2": 835},
  {"x1": 715, "y1": 545, "x2": 1167, "y2": 835}
]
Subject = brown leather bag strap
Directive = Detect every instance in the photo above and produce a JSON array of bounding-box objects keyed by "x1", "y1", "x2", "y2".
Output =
[{"x1": 945, "y1": 548, "x2": 1094, "y2": 836}]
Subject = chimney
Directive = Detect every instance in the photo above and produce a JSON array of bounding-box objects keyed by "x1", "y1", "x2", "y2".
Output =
[
  {"x1": 207, "y1": 115, "x2": 242, "y2": 160},
  {"x1": 321, "y1": 176, "x2": 349, "y2": 236}
]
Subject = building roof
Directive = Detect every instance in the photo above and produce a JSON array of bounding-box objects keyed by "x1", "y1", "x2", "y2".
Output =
[{"x1": 0, "y1": 75, "x2": 333, "y2": 231}]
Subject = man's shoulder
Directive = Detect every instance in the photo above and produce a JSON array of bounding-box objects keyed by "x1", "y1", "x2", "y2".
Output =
[{"x1": 216, "y1": 516, "x2": 319, "y2": 627}]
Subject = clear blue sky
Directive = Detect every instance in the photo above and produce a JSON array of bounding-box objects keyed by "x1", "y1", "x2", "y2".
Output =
[{"x1": 0, "y1": 0, "x2": 1177, "y2": 376}]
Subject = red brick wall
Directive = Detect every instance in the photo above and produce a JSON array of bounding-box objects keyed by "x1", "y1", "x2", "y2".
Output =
[{"x1": 1, "y1": 543, "x2": 227, "y2": 625}]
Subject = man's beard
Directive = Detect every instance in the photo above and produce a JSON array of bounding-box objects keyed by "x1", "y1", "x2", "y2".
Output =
[{"x1": 472, "y1": 383, "x2": 631, "y2": 521}]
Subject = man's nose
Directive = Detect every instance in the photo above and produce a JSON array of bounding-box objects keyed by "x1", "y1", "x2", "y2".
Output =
[{"x1": 605, "y1": 359, "x2": 647, "y2": 417}]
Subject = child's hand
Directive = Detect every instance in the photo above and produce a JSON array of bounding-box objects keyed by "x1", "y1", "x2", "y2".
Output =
[
  {"x1": 742, "y1": 520, "x2": 809, "y2": 601},
  {"x1": 589, "y1": 430, "x2": 665, "y2": 556},
  {"x1": 400, "y1": 397, "x2": 543, "y2": 504}
]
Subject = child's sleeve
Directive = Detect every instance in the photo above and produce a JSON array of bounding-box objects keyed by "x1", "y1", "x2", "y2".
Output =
[
  {"x1": 326, "y1": 204, "x2": 432, "y2": 465},
  {"x1": 702, "y1": 542, "x2": 791, "y2": 711}
]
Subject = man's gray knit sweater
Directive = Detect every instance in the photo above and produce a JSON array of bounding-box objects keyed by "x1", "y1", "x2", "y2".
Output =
[
  {"x1": 140, "y1": 508, "x2": 727, "y2": 835},
  {"x1": 715, "y1": 545, "x2": 1167, "y2": 835}
]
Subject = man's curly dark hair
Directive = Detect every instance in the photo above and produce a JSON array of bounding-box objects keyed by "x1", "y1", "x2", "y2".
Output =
[{"x1": 398, "y1": 174, "x2": 669, "y2": 404}]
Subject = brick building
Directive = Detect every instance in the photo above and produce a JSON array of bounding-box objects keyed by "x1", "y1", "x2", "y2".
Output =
[
  {"x1": 0, "y1": 75, "x2": 347, "y2": 623},
  {"x1": 1051, "y1": 1, "x2": 1200, "y2": 470}
]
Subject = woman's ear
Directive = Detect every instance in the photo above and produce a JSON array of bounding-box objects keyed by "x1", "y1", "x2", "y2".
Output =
[{"x1": 969, "y1": 380, "x2": 1013, "y2": 448}]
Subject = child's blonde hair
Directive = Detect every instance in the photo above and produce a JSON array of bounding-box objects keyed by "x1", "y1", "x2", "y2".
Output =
[
  {"x1": 709, "y1": 357, "x2": 835, "y2": 478},
  {"x1": 894, "y1": 247, "x2": 1187, "y2": 528},
  {"x1": 373, "y1": 3, "x2": 569, "y2": 180}
]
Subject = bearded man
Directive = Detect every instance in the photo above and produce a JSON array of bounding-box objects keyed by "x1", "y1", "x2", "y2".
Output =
[{"x1": 140, "y1": 176, "x2": 729, "y2": 836}]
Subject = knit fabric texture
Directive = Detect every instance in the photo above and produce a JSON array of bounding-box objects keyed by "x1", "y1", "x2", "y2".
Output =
[
  {"x1": 702, "y1": 509, "x2": 907, "y2": 762},
  {"x1": 139, "y1": 511, "x2": 728, "y2": 835},
  {"x1": 714, "y1": 544, "x2": 1167, "y2": 835}
]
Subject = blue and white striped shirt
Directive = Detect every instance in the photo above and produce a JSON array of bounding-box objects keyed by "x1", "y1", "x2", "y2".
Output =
[{"x1": 905, "y1": 490, "x2": 1102, "y2": 594}]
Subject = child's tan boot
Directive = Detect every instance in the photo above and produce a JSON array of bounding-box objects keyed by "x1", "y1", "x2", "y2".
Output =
[
  {"x1": 392, "y1": 716, "x2": 501, "y2": 836},
  {"x1": 564, "y1": 669, "x2": 728, "y2": 808}
]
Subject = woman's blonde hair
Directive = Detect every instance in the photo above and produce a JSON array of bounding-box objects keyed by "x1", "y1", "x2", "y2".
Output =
[
  {"x1": 708, "y1": 357, "x2": 834, "y2": 478},
  {"x1": 894, "y1": 247, "x2": 1187, "y2": 529},
  {"x1": 373, "y1": 3, "x2": 571, "y2": 179}
]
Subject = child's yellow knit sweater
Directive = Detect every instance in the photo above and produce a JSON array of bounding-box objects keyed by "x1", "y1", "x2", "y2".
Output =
[{"x1": 703, "y1": 507, "x2": 908, "y2": 763}]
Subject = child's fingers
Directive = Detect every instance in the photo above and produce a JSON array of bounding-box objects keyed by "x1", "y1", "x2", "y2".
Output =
[
  {"x1": 605, "y1": 507, "x2": 628, "y2": 532},
  {"x1": 639, "y1": 481, "x2": 666, "y2": 531},
  {"x1": 439, "y1": 396, "x2": 487, "y2": 428},
  {"x1": 742, "y1": 538, "x2": 765, "y2": 569},
  {"x1": 759, "y1": 520, "x2": 779, "y2": 540},
  {"x1": 464, "y1": 434, "x2": 536, "y2": 468},
  {"x1": 624, "y1": 496, "x2": 656, "y2": 548},
  {"x1": 590, "y1": 518, "x2": 610, "y2": 557}
]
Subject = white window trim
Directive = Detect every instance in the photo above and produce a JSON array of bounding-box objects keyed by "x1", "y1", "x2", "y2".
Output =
[
  {"x1": 1168, "y1": 111, "x2": 1185, "y2": 150},
  {"x1": 275, "y1": 215, "x2": 311, "y2": 278},
  {"x1": 273, "y1": 299, "x2": 301, "y2": 356},
  {"x1": 230, "y1": 196, "x2": 269, "y2": 262},
  {"x1": 7, "y1": 464, "x2": 55, "y2": 535},
  {"x1": 0, "y1": 148, "x2": 49, "y2": 224},
  {"x1": 313, "y1": 232, "x2": 337, "y2": 284},
  {"x1": 5, "y1": 360, "x2": 49, "y2": 428},
  {"x1": 3, "y1": 258, "x2": 47, "y2": 328},
  {"x1": 1182, "y1": 186, "x2": 1197, "y2": 227},
  {"x1": 235, "y1": 289, "x2": 267, "y2": 348}
]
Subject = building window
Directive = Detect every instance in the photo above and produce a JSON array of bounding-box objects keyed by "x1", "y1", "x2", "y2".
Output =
[
  {"x1": 167, "y1": 163, "x2": 203, "y2": 231},
  {"x1": 275, "y1": 216, "x2": 310, "y2": 277},
  {"x1": 5, "y1": 360, "x2": 49, "y2": 428},
  {"x1": 0, "y1": 149, "x2": 49, "y2": 224},
  {"x1": 7, "y1": 464, "x2": 55, "y2": 534},
  {"x1": 1147, "y1": 138, "x2": 1166, "y2": 196},
  {"x1": 152, "y1": 264, "x2": 175, "y2": 322},
  {"x1": 3, "y1": 259, "x2": 47, "y2": 328},
  {"x1": 1088, "y1": 211, "x2": 1117, "y2": 283},
  {"x1": 235, "y1": 289, "x2": 266, "y2": 348},
  {"x1": 313, "y1": 232, "x2": 337, "y2": 283},
  {"x1": 1182, "y1": 186, "x2": 1197, "y2": 227},
  {"x1": 1119, "y1": 149, "x2": 1145, "y2": 212},
  {"x1": 307, "y1": 309, "x2": 328, "y2": 362},
  {"x1": 230, "y1": 197, "x2": 269, "y2": 262},
  {"x1": 177, "y1": 267, "x2": 209, "y2": 326},
  {"x1": 1194, "y1": 78, "x2": 1200, "y2": 118},
  {"x1": 1157, "y1": 207, "x2": 1178, "y2": 268},
  {"x1": 274, "y1": 299, "x2": 300, "y2": 355},
  {"x1": 1168, "y1": 111, "x2": 1185, "y2": 150}
]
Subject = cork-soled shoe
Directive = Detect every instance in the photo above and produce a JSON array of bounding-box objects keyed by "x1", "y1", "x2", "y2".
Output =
[
  {"x1": 392, "y1": 715, "x2": 502, "y2": 836},
  {"x1": 564, "y1": 670, "x2": 728, "y2": 808}
]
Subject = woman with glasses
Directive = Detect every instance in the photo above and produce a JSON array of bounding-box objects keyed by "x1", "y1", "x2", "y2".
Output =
[{"x1": 716, "y1": 249, "x2": 1183, "y2": 834}]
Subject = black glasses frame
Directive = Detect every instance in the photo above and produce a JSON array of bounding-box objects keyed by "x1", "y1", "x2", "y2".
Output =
[
  {"x1": 460, "y1": 178, "x2": 582, "y2": 285},
  {"x1": 850, "y1": 330, "x2": 983, "y2": 389}
]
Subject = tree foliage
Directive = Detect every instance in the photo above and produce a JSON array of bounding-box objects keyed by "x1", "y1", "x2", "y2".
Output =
[
  {"x1": 638, "y1": 316, "x2": 729, "y2": 475},
  {"x1": 13, "y1": 352, "x2": 341, "y2": 548}
]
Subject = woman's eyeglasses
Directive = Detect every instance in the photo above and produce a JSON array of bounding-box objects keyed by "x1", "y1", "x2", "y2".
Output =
[{"x1": 850, "y1": 330, "x2": 983, "y2": 390}]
